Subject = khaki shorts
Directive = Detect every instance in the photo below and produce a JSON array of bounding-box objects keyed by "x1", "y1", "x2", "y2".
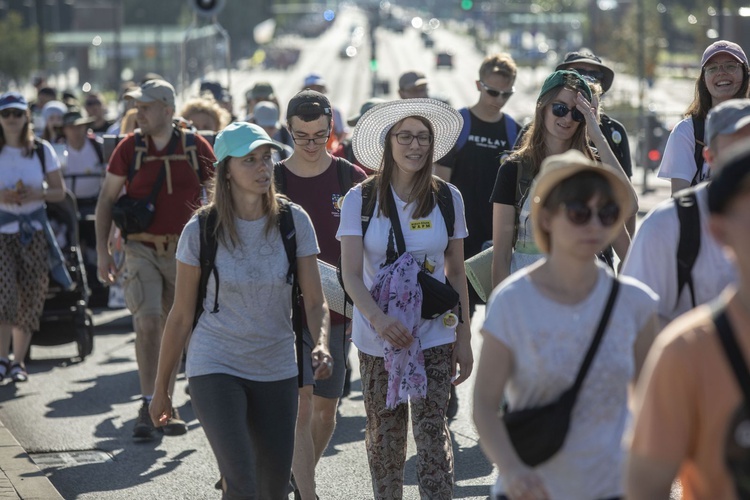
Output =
[{"x1": 122, "y1": 241, "x2": 176, "y2": 320}]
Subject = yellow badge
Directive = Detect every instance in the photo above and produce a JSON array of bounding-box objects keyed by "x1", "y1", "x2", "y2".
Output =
[
  {"x1": 410, "y1": 220, "x2": 432, "y2": 230},
  {"x1": 442, "y1": 313, "x2": 458, "y2": 328}
]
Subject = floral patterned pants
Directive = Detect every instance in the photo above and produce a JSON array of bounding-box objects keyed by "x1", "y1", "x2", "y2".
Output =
[{"x1": 359, "y1": 343, "x2": 454, "y2": 499}]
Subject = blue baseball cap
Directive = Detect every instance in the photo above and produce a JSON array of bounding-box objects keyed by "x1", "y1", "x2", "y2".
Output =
[
  {"x1": 213, "y1": 122, "x2": 281, "y2": 166},
  {"x1": 0, "y1": 92, "x2": 28, "y2": 111}
]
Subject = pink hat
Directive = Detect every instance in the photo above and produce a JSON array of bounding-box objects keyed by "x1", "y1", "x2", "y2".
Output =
[{"x1": 701, "y1": 40, "x2": 748, "y2": 67}]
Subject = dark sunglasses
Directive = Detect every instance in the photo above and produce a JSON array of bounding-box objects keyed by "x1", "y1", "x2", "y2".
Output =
[
  {"x1": 551, "y1": 102, "x2": 585, "y2": 123},
  {"x1": 0, "y1": 109, "x2": 25, "y2": 119},
  {"x1": 478, "y1": 81, "x2": 515, "y2": 98},
  {"x1": 85, "y1": 100, "x2": 101, "y2": 106},
  {"x1": 573, "y1": 68, "x2": 605, "y2": 82},
  {"x1": 563, "y1": 200, "x2": 620, "y2": 227}
]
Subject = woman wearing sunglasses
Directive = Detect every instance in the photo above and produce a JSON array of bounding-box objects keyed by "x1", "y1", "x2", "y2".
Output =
[
  {"x1": 474, "y1": 150, "x2": 659, "y2": 500},
  {"x1": 658, "y1": 40, "x2": 749, "y2": 194},
  {"x1": 490, "y1": 70, "x2": 636, "y2": 288},
  {"x1": 0, "y1": 91, "x2": 67, "y2": 383}
]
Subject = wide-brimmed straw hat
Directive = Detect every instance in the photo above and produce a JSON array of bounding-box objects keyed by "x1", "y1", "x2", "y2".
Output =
[
  {"x1": 529, "y1": 150, "x2": 636, "y2": 254},
  {"x1": 351, "y1": 98, "x2": 463, "y2": 172}
]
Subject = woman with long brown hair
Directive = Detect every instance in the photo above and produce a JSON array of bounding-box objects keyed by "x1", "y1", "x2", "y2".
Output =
[
  {"x1": 490, "y1": 70, "x2": 635, "y2": 288},
  {"x1": 0, "y1": 91, "x2": 67, "y2": 382}
]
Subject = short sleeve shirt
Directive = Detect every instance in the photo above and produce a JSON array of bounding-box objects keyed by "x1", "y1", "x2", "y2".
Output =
[{"x1": 657, "y1": 117, "x2": 708, "y2": 184}]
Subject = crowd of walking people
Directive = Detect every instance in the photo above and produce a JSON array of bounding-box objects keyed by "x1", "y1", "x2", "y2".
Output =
[{"x1": 1, "y1": 37, "x2": 749, "y2": 500}]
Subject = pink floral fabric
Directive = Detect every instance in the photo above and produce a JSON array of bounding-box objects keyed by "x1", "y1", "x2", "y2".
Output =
[{"x1": 369, "y1": 252, "x2": 427, "y2": 409}]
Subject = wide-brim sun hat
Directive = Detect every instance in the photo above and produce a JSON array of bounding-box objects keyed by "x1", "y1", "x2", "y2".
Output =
[
  {"x1": 555, "y1": 50, "x2": 615, "y2": 93},
  {"x1": 213, "y1": 122, "x2": 281, "y2": 167},
  {"x1": 351, "y1": 98, "x2": 463, "y2": 172},
  {"x1": 529, "y1": 149, "x2": 636, "y2": 254}
]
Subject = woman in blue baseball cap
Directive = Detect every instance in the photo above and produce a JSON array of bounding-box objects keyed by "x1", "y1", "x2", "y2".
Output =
[
  {"x1": 490, "y1": 70, "x2": 636, "y2": 288},
  {"x1": 0, "y1": 91, "x2": 68, "y2": 383},
  {"x1": 150, "y1": 122, "x2": 332, "y2": 499}
]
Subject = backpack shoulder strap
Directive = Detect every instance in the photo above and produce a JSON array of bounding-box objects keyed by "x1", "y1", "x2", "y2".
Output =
[
  {"x1": 129, "y1": 130, "x2": 149, "y2": 182},
  {"x1": 33, "y1": 137, "x2": 46, "y2": 174},
  {"x1": 360, "y1": 179, "x2": 377, "y2": 236},
  {"x1": 273, "y1": 162, "x2": 287, "y2": 195},
  {"x1": 714, "y1": 305, "x2": 750, "y2": 403},
  {"x1": 194, "y1": 208, "x2": 220, "y2": 328},
  {"x1": 434, "y1": 178, "x2": 455, "y2": 238},
  {"x1": 675, "y1": 189, "x2": 701, "y2": 309},
  {"x1": 88, "y1": 136, "x2": 105, "y2": 165},
  {"x1": 456, "y1": 107, "x2": 472, "y2": 151},
  {"x1": 335, "y1": 157, "x2": 354, "y2": 195},
  {"x1": 692, "y1": 117, "x2": 706, "y2": 186},
  {"x1": 503, "y1": 114, "x2": 518, "y2": 151},
  {"x1": 181, "y1": 129, "x2": 202, "y2": 180}
]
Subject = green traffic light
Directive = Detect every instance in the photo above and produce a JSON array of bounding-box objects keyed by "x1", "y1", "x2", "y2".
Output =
[
  {"x1": 370, "y1": 59, "x2": 378, "y2": 71},
  {"x1": 460, "y1": 0, "x2": 473, "y2": 10}
]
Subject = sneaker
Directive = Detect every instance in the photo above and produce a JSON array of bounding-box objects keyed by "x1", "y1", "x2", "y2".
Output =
[
  {"x1": 133, "y1": 399, "x2": 157, "y2": 440},
  {"x1": 162, "y1": 407, "x2": 188, "y2": 436},
  {"x1": 446, "y1": 385, "x2": 459, "y2": 420},
  {"x1": 10, "y1": 363, "x2": 28, "y2": 383}
]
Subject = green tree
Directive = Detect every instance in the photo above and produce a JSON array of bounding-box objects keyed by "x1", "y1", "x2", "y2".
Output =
[{"x1": 0, "y1": 11, "x2": 39, "y2": 84}]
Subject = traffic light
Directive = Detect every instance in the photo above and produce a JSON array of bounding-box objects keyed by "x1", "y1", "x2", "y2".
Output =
[
  {"x1": 642, "y1": 113, "x2": 667, "y2": 171},
  {"x1": 460, "y1": 0, "x2": 474, "y2": 10}
]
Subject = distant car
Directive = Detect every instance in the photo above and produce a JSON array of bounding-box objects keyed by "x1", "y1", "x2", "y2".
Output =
[{"x1": 436, "y1": 52, "x2": 453, "y2": 69}]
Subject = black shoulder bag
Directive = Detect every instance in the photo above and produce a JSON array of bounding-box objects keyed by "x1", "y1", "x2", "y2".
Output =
[
  {"x1": 713, "y1": 305, "x2": 750, "y2": 499},
  {"x1": 503, "y1": 278, "x2": 620, "y2": 467},
  {"x1": 384, "y1": 186, "x2": 459, "y2": 320}
]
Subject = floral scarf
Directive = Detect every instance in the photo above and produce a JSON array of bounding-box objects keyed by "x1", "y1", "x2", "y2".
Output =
[{"x1": 369, "y1": 252, "x2": 427, "y2": 409}]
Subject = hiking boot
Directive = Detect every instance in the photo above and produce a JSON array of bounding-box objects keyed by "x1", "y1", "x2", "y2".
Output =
[
  {"x1": 447, "y1": 385, "x2": 458, "y2": 420},
  {"x1": 162, "y1": 407, "x2": 188, "y2": 436},
  {"x1": 133, "y1": 399, "x2": 157, "y2": 440}
]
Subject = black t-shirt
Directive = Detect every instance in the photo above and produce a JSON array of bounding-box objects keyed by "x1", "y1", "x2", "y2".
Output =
[
  {"x1": 490, "y1": 157, "x2": 521, "y2": 206},
  {"x1": 438, "y1": 110, "x2": 520, "y2": 258}
]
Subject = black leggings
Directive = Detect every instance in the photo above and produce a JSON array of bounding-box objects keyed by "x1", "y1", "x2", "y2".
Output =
[{"x1": 189, "y1": 373, "x2": 298, "y2": 500}]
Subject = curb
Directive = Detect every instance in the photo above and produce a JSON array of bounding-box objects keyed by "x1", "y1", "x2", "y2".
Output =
[{"x1": 0, "y1": 421, "x2": 63, "y2": 499}]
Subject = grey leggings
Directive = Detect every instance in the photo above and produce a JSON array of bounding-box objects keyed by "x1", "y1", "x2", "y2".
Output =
[{"x1": 189, "y1": 373, "x2": 298, "y2": 500}]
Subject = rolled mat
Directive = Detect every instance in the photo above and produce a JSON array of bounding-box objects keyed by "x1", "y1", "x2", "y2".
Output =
[
  {"x1": 464, "y1": 246, "x2": 494, "y2": 303},
  {"x1": 318, "y1": 259, "x2": 353, "y2": 318}
]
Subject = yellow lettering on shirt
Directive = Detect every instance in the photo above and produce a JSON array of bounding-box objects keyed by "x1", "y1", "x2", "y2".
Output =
[{"x1": 410, "y1": 220, "x2": 432, "y2": 230}]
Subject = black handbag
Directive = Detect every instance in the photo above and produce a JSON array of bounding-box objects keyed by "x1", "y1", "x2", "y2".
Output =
[
  {"x1": 112, "y1": 164, "x2": 166, "y2": 237},
  {"x1": 503, "y1": 278, "x2": 620, "y2": 467},
  {"x1": 713, "y1": 306, "x2": 750, "y2": 499},
  {"x1": 385, "y1": 188, "x2": 459, "y2": 320}
]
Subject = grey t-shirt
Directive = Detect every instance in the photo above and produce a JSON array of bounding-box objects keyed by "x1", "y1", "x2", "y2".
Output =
[{"x1": 177, "y1": 204, "x2": 319, "y2": 382}]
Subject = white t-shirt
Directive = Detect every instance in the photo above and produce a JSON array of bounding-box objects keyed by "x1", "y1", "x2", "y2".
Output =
[
  {"x1": 621, "y1": 185, "x2": 736, "y2": 323},
  {"x1": 482, "y1": 263, "x2": 658, "y2": 499},
  {"x1": 657, "y1": 117, "x2": 709, "y2": 184},
  {"x1": 64, "y1": 139, "x2": 104, "y2": 199},
  {"x1": 336, "y1": 182, "x2": 468, "y2": 357},
  {"x1": 0, "y1": 141, "x2": 61, "y2": 233},
  {"x1": 177, "y1": 204, "x2": 320, "y2": 382}
]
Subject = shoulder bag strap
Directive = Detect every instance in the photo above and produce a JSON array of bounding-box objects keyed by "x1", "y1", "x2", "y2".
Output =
[
  {"x1": 714, "y1": 305, "x2": 750, "y2": 403},
  {"x1": 675, "y1": 189, "x2": 700, "y2": 309},
  {"x1": 571, "y1": 278, "x2": 621, "y2": 393},
  {"x1": 384, "y1": 185, "x2": 407, "y2": 258}
]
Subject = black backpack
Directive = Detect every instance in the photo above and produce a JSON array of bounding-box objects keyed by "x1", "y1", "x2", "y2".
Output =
[
  {"x1": 691, "y1": 117, "x2": 707, "y2": 187},
  {"x1": 193, "y1": 196, "x2": 305, "y2": 387},
  {"x1": 674, "y1": 188, "x2": 701, "y2": 310}
]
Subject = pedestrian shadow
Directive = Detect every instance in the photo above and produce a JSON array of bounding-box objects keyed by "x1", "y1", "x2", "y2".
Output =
[
  {"x1": 45, "y1": 371, "x2": 141, "y2": 418},
  {"x1": 323, "y1": 415, "x2": 366, "y2": 458}
]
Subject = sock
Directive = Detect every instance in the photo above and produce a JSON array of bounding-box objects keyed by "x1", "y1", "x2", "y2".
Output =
[{"x1": 142, "y1": 395, "x2": 153, "y2": 403}]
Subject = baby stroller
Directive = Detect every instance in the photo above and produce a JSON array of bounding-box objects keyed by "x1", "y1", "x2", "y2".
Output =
[{"x1": 31, "y1": 191, "x2": 94, "y2": 360}]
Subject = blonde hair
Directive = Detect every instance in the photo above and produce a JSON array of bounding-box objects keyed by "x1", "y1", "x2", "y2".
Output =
[{"x1": 181, "y1": 97, "x2": 231, "y2": 132}]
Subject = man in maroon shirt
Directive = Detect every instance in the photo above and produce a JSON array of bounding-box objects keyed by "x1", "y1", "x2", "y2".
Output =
[
  {"x1": 275, "y1": 90, "x2": 366, "y2": 499},
  {"x1": 95, "y1": 79, "x2": 215, "y2": 441}
]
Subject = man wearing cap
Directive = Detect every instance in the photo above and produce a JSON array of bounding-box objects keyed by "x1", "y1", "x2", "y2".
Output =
[
  {"x1": 95, "y1": 79, "x2": 215, "y2": 441},
  {"x1": 398, "y1": 70, "x2": 429, "y2": 99},
  {"x1": 627, "y1": 142, "x2": 750, "y2": 499},
  {"x1": 61, "y1": 110, "x2": 104, "y2": 205},
  {"x1": 84, "y1": 92, "x2": 115, "y2": 136},
  {"x1": 275, "y1": 89, "x2": 366, "y2": 500},
  {"x1": 621, "y1": 98, "x2": 749, "y2": 329},
  {"x1": 250, "y1": 100, "x2": 294, "y2": 159},
  {"x1": 244, "y1": 81, "x2": 279, "y2": 118},
  {"x1": 331, "y1": 97, "x2": 385, "y2": 173},
  {"x1": 301, "y1": 73, "x2": 347, "y2": 146}
]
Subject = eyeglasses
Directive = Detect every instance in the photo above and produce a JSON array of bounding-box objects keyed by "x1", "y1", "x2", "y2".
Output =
[
  {"x1": 704, "y1": 62, "x2": 742, "y2": 76},
  {"x1": 551, "y1": 102, "x2": 585, "y2": 123},
  {"x1": 0, "y1": 109, "x2": 25, "y2": 119},
  {"x1": 562, "y1": 200, "x2": 620, "y2": 227},
  {"x1": 391, "y1": 132, "x2": 433, "y2": 146},
  {"x1": 572, "y1": 68, "x2": 605, "y2": 82},
  {"x1": 478, "y1": 81, "x2": 515, "y2": 98},
  {"x1": 291, "y1": 129, "x2": 330, "y2": 145}
]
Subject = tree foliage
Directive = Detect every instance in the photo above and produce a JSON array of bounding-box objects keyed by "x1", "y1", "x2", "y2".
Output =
[{"x1": 0, "y1": 12, "x2": 39, "y2": 83}]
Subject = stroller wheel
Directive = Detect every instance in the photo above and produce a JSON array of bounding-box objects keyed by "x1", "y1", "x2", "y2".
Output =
[{"x1": 75, "y1": 309, "x2": 94, "y2": 360}]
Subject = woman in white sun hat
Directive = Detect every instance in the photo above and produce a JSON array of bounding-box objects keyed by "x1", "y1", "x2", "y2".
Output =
[
  {"x1": 337, "y1": 98, "x2": 472, "y2": 499},
  {"x1": 474, "y1": 150, "x2": 659, "y2": 500}
]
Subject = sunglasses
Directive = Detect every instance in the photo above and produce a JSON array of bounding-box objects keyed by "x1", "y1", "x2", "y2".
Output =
[
  {"x1": 573, "y1": 68, "x2": 605, "y2": 82},
  {"x1": 0, "y1": 109, "x2": 25, "y2": 119},
  {"x1": 85, "y1": 100, "x2": 101, "y2": 106},
  {"x1": 563, "y1": 200, "x2": 620, "y2": 227},
  {"x1": 479, "y1": 81, "x2": 515, "y2": 98},
  {"x1": 551, "y1": 102, "x2": 585, "y2": 123}
]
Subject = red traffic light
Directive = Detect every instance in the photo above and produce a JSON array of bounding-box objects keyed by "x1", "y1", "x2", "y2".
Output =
[{"x1": 648, "y1": 149, "x2": 661, "y2": 163}]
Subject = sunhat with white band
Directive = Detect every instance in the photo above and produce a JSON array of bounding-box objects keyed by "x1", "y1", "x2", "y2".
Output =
[{"x1": 351, "y1": 98, "x2": 463, "y2": 172}]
